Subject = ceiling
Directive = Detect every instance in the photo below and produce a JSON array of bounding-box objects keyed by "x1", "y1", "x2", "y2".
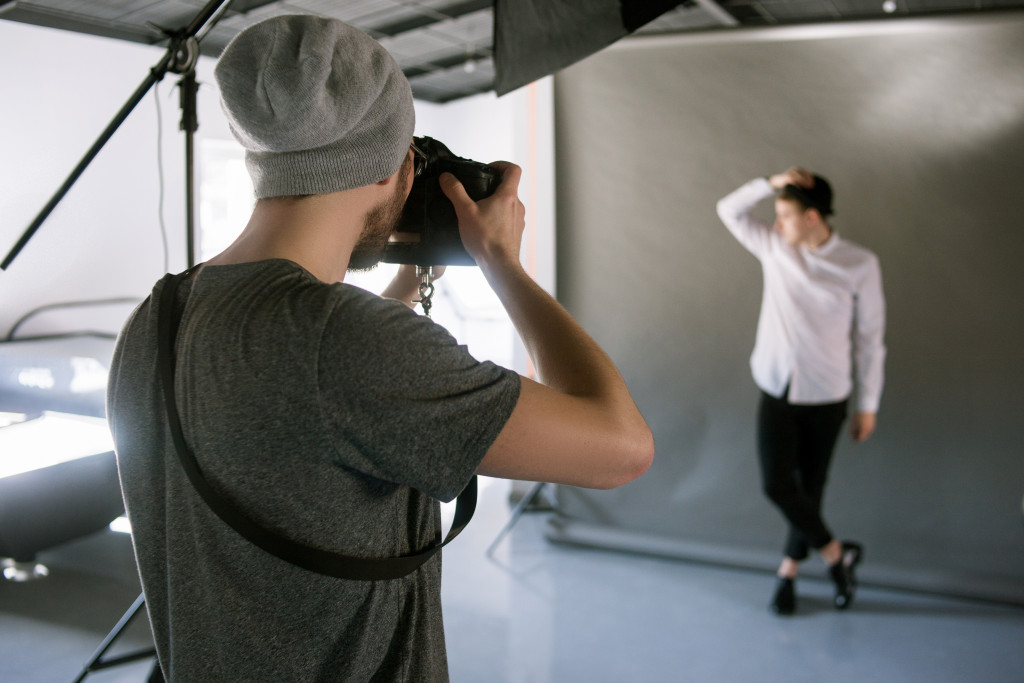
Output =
[{"x1": 2, "y1": 0, "x2": 1023, "y2": 103}]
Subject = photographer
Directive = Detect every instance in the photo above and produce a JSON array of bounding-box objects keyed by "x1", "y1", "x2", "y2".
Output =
[
  {"x1": 716, "y1": 168, "x2": 885, "y2": 616},
  {"x1": 106, "y1": 14, "x2": 652, "y2": 682}
]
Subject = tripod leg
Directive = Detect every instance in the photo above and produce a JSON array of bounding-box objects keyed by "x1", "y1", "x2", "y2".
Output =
[
  {"x1": 72, "y1": 592, "x2": 156, "y2": 683},
  {"x1": 485, "y1": 481, "x2": 549, "y2": 557}
]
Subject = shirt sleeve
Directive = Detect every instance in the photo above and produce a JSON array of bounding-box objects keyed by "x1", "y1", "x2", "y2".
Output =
[
  {"x1": 852, "y1": 253, "x2": 886, "y2": 412},
  {"x1": 715, "y1": 177, "x2": 777, "y2": 258},
  {"x1": 316, "y1": 291, "x2": 521, "y2": 502}
]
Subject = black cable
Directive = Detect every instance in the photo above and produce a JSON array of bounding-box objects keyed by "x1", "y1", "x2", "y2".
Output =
[{"x1": 4, "y1": 298, "x2": 140, "y2": 341}]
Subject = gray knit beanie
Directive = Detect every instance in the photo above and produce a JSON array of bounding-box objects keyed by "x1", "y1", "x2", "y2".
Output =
[{"x1": 214, "y1": 15, "x2": 415, "y2": 198}]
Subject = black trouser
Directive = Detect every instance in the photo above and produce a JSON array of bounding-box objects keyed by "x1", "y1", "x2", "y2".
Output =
[{"x1": 756, "y1": 389, "x2": 848, "y2": 561}]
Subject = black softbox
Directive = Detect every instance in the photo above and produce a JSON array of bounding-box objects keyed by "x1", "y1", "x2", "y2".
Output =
[{"x1": 494, "y1": 0, "x2": 684, "y2": 96}]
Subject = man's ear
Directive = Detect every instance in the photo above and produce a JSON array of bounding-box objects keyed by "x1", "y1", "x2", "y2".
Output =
[{"x1": 804, "y1": 207, "x2": 823, "y2": 225}]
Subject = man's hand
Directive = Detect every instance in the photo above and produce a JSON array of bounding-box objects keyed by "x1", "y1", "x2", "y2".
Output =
[
  {"x1": 439, "y1": 161, "x2": 526, "y2": 272},
  {"x1": 769, "y1": 167, "x2": 815, "y2": 190},
  {"x1": 381, "y1": 264, "x2": 446, "y2": 308},
  {"x1": 850, "y1": 411, "x2": 877, "y2": 443}
]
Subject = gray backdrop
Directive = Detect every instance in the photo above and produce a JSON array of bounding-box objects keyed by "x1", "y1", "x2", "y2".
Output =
[{"x1": 547, "y1": 13, "x2": 1024, "y2": 604}]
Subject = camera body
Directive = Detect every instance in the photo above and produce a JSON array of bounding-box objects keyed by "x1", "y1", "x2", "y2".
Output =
[{"x1": 383, "y1": 136, "x2": 500, "y2": 266}]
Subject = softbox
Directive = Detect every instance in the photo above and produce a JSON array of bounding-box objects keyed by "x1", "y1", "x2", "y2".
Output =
[{"x1": 493, "y1": 0, "x2": 683, "y2": 96}]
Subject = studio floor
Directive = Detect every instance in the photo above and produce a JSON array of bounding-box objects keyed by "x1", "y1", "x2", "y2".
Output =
[{"x1": 2, "y1": 477, "x2": 1022, "y2": 682}]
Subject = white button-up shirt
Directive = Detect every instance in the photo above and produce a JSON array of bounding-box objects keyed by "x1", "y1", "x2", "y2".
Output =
[{"x1": 716, "y1": 178, "x2": 886, "y2": 412}]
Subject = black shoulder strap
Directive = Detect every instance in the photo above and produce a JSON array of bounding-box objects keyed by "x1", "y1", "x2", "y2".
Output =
[{"x1": 155, "y1": 271, "x2": 475, "y2": 580}]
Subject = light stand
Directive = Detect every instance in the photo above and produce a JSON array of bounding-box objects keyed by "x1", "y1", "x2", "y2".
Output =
[
  {"x1": 179, "y1": 68, "x2": 201, "y2": 265},
  {"x1": 2, "y1": 3, "x2": 237, "y2": 680},
  {"x1": 485, "y1": 481, "x2": 555, "y2": 557},
  {"x1": 0, "y1": 0, "x2": 233, "y2": 271},
  {"x1": 72, "y1": 593, "x2": 155, "y2": 683}
]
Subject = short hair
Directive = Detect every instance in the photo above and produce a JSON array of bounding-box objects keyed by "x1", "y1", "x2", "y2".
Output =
[{"x1": 779, "y1": 175, "x2": 833, "y2": 217}]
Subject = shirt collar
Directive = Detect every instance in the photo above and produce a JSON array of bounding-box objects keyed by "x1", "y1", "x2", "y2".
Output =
[{"x1": 805, "y1": 229, "x2": 839, "y2": 255}]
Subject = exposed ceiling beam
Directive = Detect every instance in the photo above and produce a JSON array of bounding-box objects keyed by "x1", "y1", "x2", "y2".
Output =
[
  {"x1": 431, "y1": 83, "x2": 492, "y2": 103},
  {"x1": 404, "y1": 48, "x2": 492, "y2": 79},
  {"x1": 693, "y1": 0, "x2": 739, "y2": 26},
  {"x1": 369, "y1": 0, "x2": 491, "y2": 37},
  {"x1": 223, "y1": 0, "x2": 278, "y2": 14},
  {"x1": 0, "y1": 1, "x2": 165, "y2": 44}
]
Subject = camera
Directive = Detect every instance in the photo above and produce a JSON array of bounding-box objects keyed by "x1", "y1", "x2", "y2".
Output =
[{"x1": 383, "y1": 136, "x2": 501, "y2": 266}]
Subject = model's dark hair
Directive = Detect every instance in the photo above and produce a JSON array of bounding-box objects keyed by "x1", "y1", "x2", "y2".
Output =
[{"x1": 779, "y1": 175, "x2": 833, "y2": 217}]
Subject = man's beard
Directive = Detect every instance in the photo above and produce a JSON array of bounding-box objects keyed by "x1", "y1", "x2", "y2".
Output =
[{"x1": 348, "y1": 165, "x2": 410, "y2": 272}]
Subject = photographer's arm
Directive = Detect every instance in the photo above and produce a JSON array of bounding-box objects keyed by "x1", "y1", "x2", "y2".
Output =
[{"x1": 440, "y1": 164, "x2": 654, "y2": 490}]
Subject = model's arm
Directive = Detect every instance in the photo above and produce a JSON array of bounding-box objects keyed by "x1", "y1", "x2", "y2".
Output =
[
  {"x1": 440, "y1": 164, "x2": 653, "y2": 490},
  {"x1": 715, "y1": 177, "x2": 777, "y2": 256}
]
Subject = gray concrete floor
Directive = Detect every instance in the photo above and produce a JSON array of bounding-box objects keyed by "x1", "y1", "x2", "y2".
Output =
[
  {"x1": 2, "y1": 477, "x2": 1022, "y2": 682},
  {"x1": 444, "y1": 478, "x2": 1024, "y2": 683}
]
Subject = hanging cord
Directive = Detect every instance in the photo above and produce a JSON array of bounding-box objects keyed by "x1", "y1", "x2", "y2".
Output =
[
  {"x1": 4, "y1": 299, "x2": 139, "y2": 341},
  {"x1": 154, "y1": 80, "x2": 170, "y2": 274}
]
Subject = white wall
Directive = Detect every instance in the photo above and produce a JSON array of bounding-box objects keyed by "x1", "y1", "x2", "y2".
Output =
[
  {"x1": 1, "y1": 21, "x2": 186, "y2": 338},
  {"x1": 0, "y1": 20, "x2": 554, "y2": 347},
  {"x1": 416, "y1": 83, "x2": 556, "y2": 297},
  {"x1": 413, "y1": 84, "x2": 555, "y2": 373}
]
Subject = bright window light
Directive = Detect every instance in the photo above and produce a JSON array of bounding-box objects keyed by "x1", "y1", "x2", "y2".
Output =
[
  {"x1": 0, "y1": 412, "x2": 29, "y2": 428},
  {"x1": 109, "y1": 516, "x2": 133, "y2": 534},
  {"x1": 0, "y1": 412, "x2": 114, "y2": 478}
]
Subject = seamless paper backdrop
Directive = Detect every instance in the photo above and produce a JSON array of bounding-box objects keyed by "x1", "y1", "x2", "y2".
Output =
[{"x1": 548, "y1": 13, "x2": 1024, "y2": 604}]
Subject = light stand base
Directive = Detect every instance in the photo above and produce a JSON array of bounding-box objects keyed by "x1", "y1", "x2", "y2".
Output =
[
  {"x1": 73, "y1": 592, "x2": 158, "y2": 683},
  {"x1": 485, "y1": 481, "x2": 553, "y2": 557}
]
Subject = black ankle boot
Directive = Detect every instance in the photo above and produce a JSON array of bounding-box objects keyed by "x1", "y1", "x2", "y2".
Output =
[
  {"x1": 770, "y1": 577, "x2": 796, "y2": 616},
  {"x1": 830, "y1": 541, "x2": 863, "y2": 610}
]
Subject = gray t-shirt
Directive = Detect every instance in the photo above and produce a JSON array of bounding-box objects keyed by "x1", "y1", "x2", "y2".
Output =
[{"x1": 107, "y1": 259, "x2": 520, "y2": 681}]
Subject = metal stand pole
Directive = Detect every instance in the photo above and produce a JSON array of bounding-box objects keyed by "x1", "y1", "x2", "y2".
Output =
[
  {"x1": 72, "y1": 592, "x2": 156, "y2": 683},
  {"x1": 179, "y1": 69, "x2": 200, "y2": 268}
]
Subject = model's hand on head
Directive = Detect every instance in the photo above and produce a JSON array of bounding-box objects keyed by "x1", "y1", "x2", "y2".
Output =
[
  {"x1": 769, "y1": 167, "x2": 815, "y2": 190},
  {"x1": 439, "y1": 162, "x2": 526, "y2": 272}
]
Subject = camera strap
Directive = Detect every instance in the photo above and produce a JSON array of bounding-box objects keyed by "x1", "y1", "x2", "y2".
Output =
[{"x1": 155, "y1": 270, "x2": 476, "y2": 580}]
